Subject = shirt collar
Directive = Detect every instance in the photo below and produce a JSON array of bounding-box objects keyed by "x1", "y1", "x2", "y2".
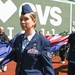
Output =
[{"x1": 24, "y1": 30, "x2": 36, "y2": 41}]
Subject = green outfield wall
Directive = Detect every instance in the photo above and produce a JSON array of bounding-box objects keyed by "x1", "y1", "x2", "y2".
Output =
[{"x1": 0, "y1": 0, "x2": 75, "y2": 39}]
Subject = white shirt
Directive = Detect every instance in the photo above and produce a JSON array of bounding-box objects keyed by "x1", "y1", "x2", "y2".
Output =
[{"x1": 22, "y1": 30, "x2": 36, "y2": 53}]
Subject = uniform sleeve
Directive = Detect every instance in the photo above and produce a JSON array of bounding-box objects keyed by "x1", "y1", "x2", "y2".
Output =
[{"x1": 41, "y1": 40, "x2": 55, "y2": 75}]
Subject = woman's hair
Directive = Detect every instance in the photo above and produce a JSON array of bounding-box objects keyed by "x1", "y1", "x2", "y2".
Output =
[{"x1": 29, "y1": 12, "x2": 36, "y2": 27}]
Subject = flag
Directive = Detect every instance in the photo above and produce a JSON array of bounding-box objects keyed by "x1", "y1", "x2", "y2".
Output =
[
  {"x1": 0, "y1": 31, "x2": 69, "y2": 59},
  {"x1": 45, "y1": 34, "x2": 69, "y2": 52},
  {"x1": 0, "y1": 40, "x2": 13, "y2": 58},
  {"x1": 0, "y1": 31, "x2": 25, "y2": 58}
]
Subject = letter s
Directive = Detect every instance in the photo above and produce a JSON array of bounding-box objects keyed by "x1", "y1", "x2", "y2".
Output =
[{"x1": 50, "y1": 7, "x2": 62, "y2": 26}]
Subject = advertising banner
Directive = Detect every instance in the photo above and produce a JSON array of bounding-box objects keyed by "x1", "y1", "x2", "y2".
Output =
[{"x1": 0, "y1": 0, "x2": 75, "y2": 39}]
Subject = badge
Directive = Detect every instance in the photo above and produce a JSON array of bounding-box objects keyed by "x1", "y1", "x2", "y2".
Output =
[
  {"x1": 27, "y1": 48, "x2": 38, "y2": 54},
  {"x1": 27, "y1": 37, "x2": 38, "y2": 54}
]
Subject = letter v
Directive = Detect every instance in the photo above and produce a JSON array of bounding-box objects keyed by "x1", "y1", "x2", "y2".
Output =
[{"x1": 36, "y1": 4, "x2": 50, "y2": 25}]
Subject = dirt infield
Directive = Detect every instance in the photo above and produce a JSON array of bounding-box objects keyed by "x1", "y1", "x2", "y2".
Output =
[
  {"x1": 52, "y1": 56, "x2": 68, "y2": 75},
  {"x1": 0, "y1": 56, "x2": 68, "y2": 75}
]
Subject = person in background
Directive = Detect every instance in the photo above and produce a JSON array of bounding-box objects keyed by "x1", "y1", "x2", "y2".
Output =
[
  {"x1": 39, "y1": 30, "x2": 43, "y2": 36},
  {"x1": 0, "y1": 27, "x2": 9, "y2": 43},
  {"x1": 67, "y1": 31, "x2": 75, "y2": 75},
  {"x1": 0, "y1": 4, "x2": 55, "y2": 75},
  {"x1": 0, "y1": 26, "x2": 9, "y2": 72},
  {"x1": 59, "y1": 45, "x2": 66, "y2": 64}
]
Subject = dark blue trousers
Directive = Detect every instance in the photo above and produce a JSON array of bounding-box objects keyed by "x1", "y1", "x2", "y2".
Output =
[{"x1": 68, "y1": 62, "x2": 75, "y2": 75}]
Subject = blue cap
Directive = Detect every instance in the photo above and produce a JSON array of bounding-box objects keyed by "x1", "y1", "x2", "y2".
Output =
[{"x1": 21, "y1": 4, "x2": 33, "y2": 15}]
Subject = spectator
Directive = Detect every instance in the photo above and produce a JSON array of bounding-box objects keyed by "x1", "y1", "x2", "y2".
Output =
[
  {"x1": 59, "y1": 45, "x2": 66, "y2": 64},
  {"x1": 0, "y1": 26, "x2": 9, "y2": 72},
  {"x1": 39, "y1": 30, "x2": 43, "y2": 36}
]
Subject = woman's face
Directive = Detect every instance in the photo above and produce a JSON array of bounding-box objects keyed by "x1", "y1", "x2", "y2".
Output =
[{"x1": 20, "y1": 13, "x2": 36, "y2": 31}]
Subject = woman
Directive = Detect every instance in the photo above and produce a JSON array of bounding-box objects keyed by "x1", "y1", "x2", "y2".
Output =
[{"x1": 0, "y1": 4, "x2": 55, "y2": 75}]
